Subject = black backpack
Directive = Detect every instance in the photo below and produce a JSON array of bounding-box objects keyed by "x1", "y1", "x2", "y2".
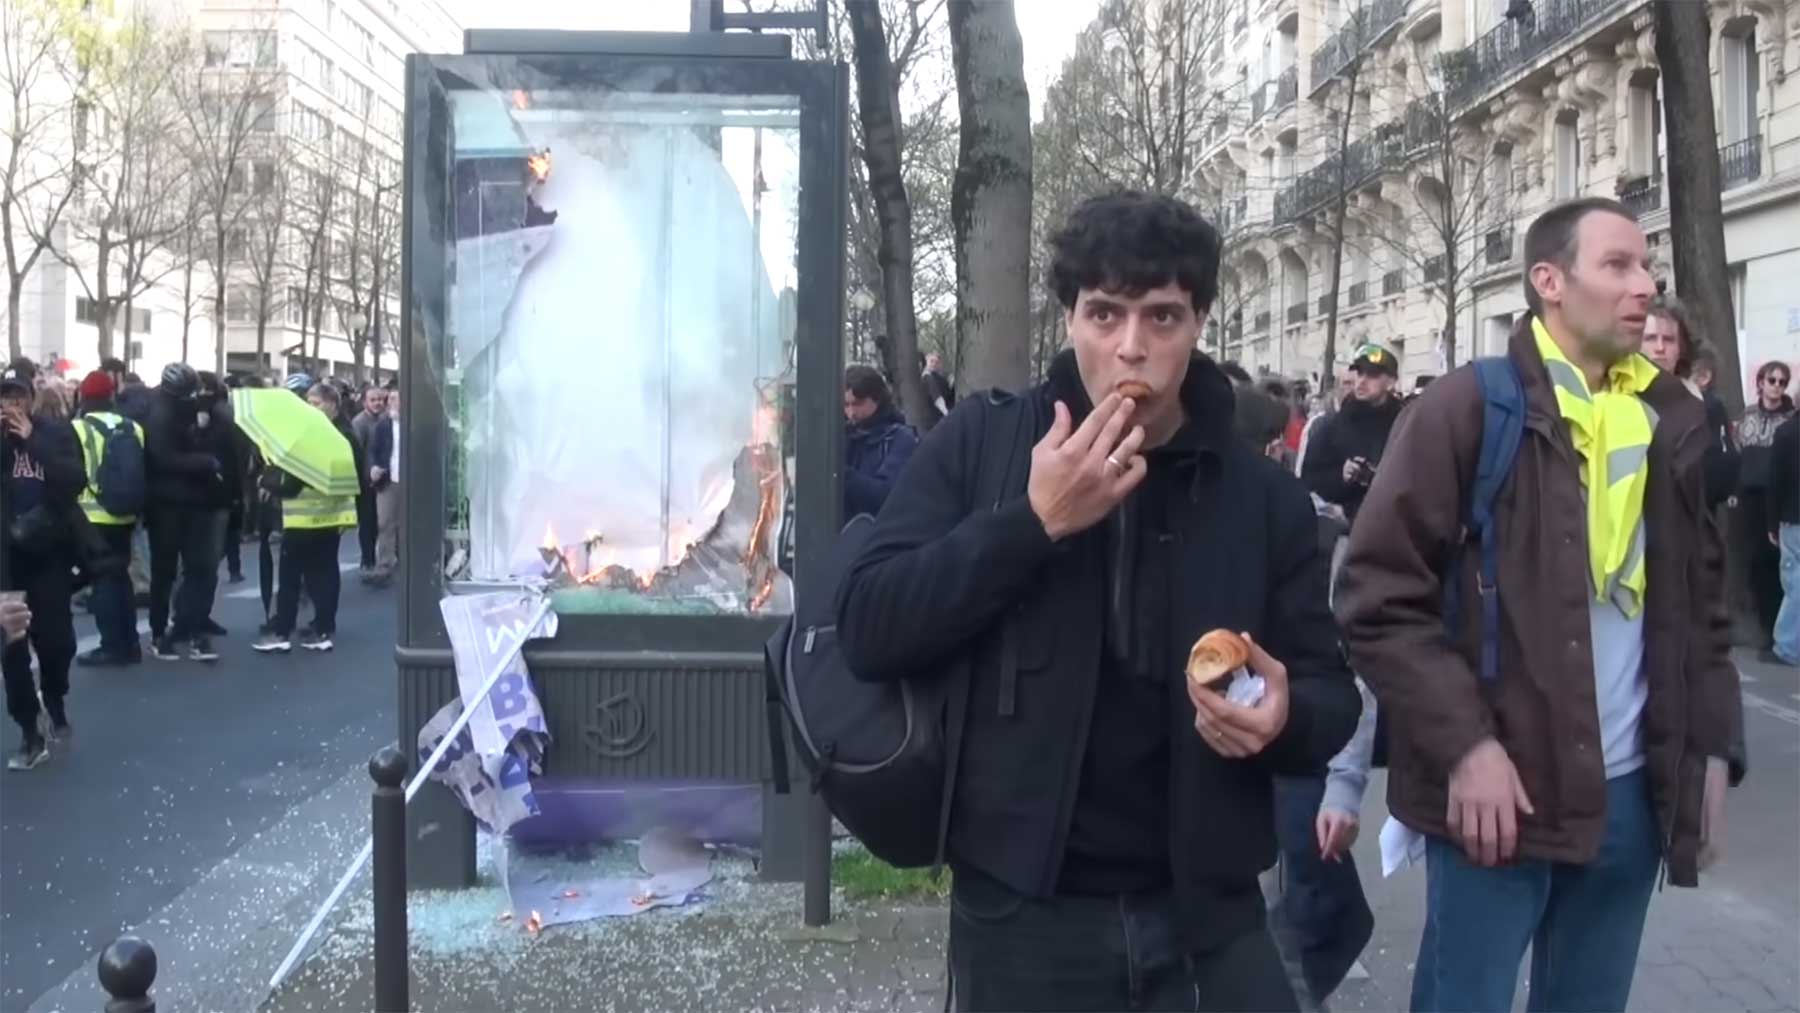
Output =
[
  {"x1": 80, "y1": 415, "x2": 147, "y2": 517},
  {"x1": 763, "y1": 392, "x2": 1039, "y2": 868}
]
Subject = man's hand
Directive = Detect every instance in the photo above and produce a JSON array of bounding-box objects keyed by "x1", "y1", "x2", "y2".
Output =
[
  {"x1": 2, "y1": 409, "x2": 30, "y2": 441},
  {"x1": 1027, "y1": 395, "x2": 1147, "y2": 541},
  {"x1": 1316, "y1": 808, "x2": 1359, "y2": 862},
  {"x1": 1189, "y1": 632, "x2": 1289, "y2": 758},
  {"x1": 1446, "y1": 738, "x2": 1535, "y2": 866},
  {"x1": 1699, "y1": 756, "x2": 1729, "y2": 871},
  {"x1": 0, "y1": 600, "x2": 30, "y2": 644},
  {"x1": 371, "y1": 466, "x2": 387, "y2": 483},
  {"x1": 1341, "y1": 458, "x2": 1360, "y2": 484}
]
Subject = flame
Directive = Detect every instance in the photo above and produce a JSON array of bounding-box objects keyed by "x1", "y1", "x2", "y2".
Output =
[
  {"x1": 511, "y1": 89, "x2": 530, "y2": 110},
  {"x1": 526, "y1": 149, "x2": 551, "y2": 183}
]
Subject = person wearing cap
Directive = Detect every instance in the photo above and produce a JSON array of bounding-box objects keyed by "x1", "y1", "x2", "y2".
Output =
[
  {"x1": 1299, "y1": 343, "x2": 1403, "y2": 526},
  {"x1": 72, "y1": 371, "x2": 146, "y2": 666},
  {"x1": 141, "y1": 362, "x2": 232, "y2": 663},
  {"x1": 2, "y1": 362, "x2": 84, "y2": 770}
]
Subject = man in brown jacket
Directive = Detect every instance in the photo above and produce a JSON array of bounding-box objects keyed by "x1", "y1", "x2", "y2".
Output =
[{"x1": 1337, "y1": 198, "x2": 1737, "y2": 1013}]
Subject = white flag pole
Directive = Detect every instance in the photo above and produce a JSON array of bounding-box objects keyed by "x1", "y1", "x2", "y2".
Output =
[{"x1": 266, "y1": 595, "x2": 554, "y2": 994}]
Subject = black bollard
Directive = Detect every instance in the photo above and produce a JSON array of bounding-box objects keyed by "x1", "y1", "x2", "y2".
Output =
[
  {"x1": 96, "y1": 936, "x2": 156, "y2": 1013},
  {"x1": 370, "y1": 746, "x2": 409, "y2": 1013}
]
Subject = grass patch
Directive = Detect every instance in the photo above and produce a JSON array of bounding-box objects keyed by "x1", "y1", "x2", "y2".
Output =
[{"x1": 832, "y1": 848, "x2": 951, "y2": 902}]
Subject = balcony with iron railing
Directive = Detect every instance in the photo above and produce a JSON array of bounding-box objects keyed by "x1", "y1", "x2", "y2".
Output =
[
  {"x1": 1287, "y1": 302, "x2": 1309, "y2": 325},
  {"x1": 1618, "y1": 172, "x2": 1662, "y2": 217},
  {"x1": 1310, "y1": 0, "x2": 1408, "y2": 93},
  {"x1": 1382, "y1": 269, "x2": 1404, "y2": 296},
  {"x1": 1253, "y1": 309, "x2": 1272, "y2": 334},
  {"x1": 1250, "y1": 81, "x2": 1269, "y2": 123},
  {"x1": 1441, "y1": 0, "x2": 1634, "y2": 112},
  {"x1": 1485, "y1": 224, "x2": 1515, "y2": 265},
  {"x1": 1273, "y1": 66, "x2": 1298, "y2": 113},
  {"x1": 1423, "y1": 254, "x2": 1446, "y2": 283},
  {"x1": 1318, "y1": 292, "x2": 1336, "y2": 317},
  {"x1": 1347, "y1": 281, "x2": 1368, "y2": 305},
  {"x1": 1720, "y1": 135, "x2": 1763, "y2": 189}
]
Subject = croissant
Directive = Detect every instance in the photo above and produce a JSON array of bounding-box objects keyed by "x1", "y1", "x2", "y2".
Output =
[
  {"x1": 1186, "y1": 629, "x2": 1249, "y2": 688},
  {"x1": 1115, "y1": 380, "x2": 1152, "y2": 400}
]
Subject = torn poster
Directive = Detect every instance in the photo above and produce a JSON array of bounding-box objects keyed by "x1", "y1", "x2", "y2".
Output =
[{"x1": 418, "y1": 591, "x2": 558, "y2": 834}]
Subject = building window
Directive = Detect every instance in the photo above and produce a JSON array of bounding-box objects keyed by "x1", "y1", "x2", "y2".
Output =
[
  {"x1": 286, "y1": 286, "x2": 307, "y2": 326},
  {"x1": 123, "y1": 307, "x2": 150, "y2": 333},
  {"x1": 1720, "y1": 24, "x2": 1759, "y2": 145},
  {"x1": 1629, "y1": 77, "x2": 1662, "y2": 178},
  {"x1": 75, "y1": 296, "x2": 101, "y2": 325},
  {"x1": 1729, "y1": 263, "x2": 1746, "y2": 328},
  {"x1": 1554, "y1": 115, "x2": 1580, "y2": 199},
  {"x1": 226, "y1": 288, "x2": 255, "y2": 324},
  {"x1": 203, "y1": 31, "x2": 276, "y2": 68},
  {"x1": 253, "y1": 162, "x2": 276, "y2": 195},
  {"x1": 128, "y1": 340, "x2": 144, "y2": 361}
]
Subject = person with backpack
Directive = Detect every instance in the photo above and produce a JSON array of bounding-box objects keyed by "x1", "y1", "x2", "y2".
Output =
[
  {"x1": 834, "y1": 191, "x2": 1360, "y2": 1012},
  {"x1": 142, "y1": 363, "x2": 233, "y2": 663},
  {"x1": 2, "y1": 362, "x2": 83, "y2": 770},
  {"x1": 1336, "y1": 198, "x2": 1738, "y2": 1013},
  {"x1": 71, "y1": 371, "x2": 146, "y2": 667}
]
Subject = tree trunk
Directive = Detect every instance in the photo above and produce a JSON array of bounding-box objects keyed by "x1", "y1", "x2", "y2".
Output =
[
  {"x1": 948, "y1": 0, "x2": 1032, "y2": 395},
  {"x1": 1656, "y1": 0, "x2": 1741, "y2": 415},
  {"x1": 95, "y1": 230, "x2": 116, "y2": 362},
  {"x1": 1442, "y1": 286, "x2": 1459, "y2": 371},
  {"x1": 212, "y1": 230, "x2": 227, "y2": 371},
  {"x1": 848, "y1": 0, "x2": 930, "y2": 429},
  {"x1": 6, "y1": 285, "x2": 22, "y2": 363},
  {"x1": 1320, "y1": 65, "x2": 1358, "y2": 392},
  {"x1": 179, "y1": 253, "x2": 194, "y2": 365}
]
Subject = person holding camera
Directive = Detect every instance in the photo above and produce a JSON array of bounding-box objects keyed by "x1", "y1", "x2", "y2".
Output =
[
  {"x1": 2, "y1": 362, "x2": 84, "y2": 770},
  {"x1": 1300, "y1": 344, "x2": 1403, "y2": 526}
]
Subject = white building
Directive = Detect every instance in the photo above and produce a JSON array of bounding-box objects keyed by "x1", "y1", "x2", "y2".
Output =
[
  {"x1": 1197, "y1": 0, "x2": 1800, "y2": 404},
  {"x1": 2, "y1": 0, "x2": 460, "y2": 383}
]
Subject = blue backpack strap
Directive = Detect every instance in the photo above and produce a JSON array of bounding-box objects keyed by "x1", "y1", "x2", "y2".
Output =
[{"x1": 1443, "y1": 357, "x2": 1526, "y2": 683}]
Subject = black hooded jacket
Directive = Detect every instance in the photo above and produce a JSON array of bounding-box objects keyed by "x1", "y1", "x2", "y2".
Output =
[
  {"x1": 836, "y1": 349, "x2": 1359, "y2": 950},
  {"x1": 1301, "y1": 394, "x2": 1404, "y2": 521}
]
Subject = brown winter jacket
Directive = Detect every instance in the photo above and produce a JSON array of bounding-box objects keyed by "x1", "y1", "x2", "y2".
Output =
[{"x1": 1335, "y1": 323, "x2": 1738, "y2": 888}]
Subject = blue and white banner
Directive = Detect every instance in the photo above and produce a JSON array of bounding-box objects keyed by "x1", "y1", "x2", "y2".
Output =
[{"x1": 418, "y1": 592, "x2": 558, "y2": 835}]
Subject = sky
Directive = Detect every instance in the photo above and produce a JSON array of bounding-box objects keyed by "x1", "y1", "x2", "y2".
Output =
[{"x1": 446, "y1": 0, "x2": 1099, "y2": 120}]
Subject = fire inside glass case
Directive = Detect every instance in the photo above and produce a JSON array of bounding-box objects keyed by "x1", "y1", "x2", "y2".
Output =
[{"x1": 438, "y1": 82, "x2": 799, "y2": 616}]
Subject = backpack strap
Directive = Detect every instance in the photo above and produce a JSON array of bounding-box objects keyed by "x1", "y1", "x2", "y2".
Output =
[
  {"x1": 936, "y1": 392, "x2": 1042, "y2": 870},
  {"x1": 763, "y1": 634, "x2": 792, "y2": 795},
  {"x1": 1443, "y1": 357, "x2": 1526, "y2": 683}
]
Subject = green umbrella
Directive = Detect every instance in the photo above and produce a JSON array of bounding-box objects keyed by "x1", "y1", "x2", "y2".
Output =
[{"x1": 230, "y1": 388, "x2": 359, "y2": 498}]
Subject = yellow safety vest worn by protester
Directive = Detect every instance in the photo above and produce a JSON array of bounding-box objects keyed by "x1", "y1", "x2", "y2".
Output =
[
  {"x1": 282, "y1": 479, "x2": 357, "y2": 530},
  {"x1": 75, "y1": 411, "x2": 144, "y2": 526}
]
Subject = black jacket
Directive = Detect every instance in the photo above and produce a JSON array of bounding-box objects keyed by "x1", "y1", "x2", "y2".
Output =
[
  {"x1": 367, "y1": 414, "x2": 397, "y2": 490},
  {"x1": 1300, "y1": 394, "x2": 1403, "y2": 522},
  {"x1": 836, "y1": 349, "x2": 1360, "y2": 950},
  {"x1": 844, "y1": 407, "x2": 919, "y2": 518},
  {"x1": 1770, "y1": 413, "x2": 1799, "y2": 531},
  {"x1": 1700, "y1": 389, "x2": 1739, "y2": 509},
  {"x1": 3, "y1": 414, "x2": 85, "y2": 559},
  {"x1": 142, "y1": 388, "x2": 230, "y2": 508}
]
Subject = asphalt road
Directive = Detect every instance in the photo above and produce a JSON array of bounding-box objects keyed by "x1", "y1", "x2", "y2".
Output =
[{"x1": 0, "y1": 544, "x2": 396, "y2": 1013}]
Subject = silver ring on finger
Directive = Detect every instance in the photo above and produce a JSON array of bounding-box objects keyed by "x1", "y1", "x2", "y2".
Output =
[{"x1": 1105, "y1": 455, "x2": 1124, "y2": 472}]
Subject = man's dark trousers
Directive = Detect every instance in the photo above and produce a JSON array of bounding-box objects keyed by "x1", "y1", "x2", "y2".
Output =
[
  {"x1": 89, "y1": 523, "x2": 139, "y2": 656},
  {"x1": 3, "y1": 549, "x2": 75, "y2": 735},
  {"x1": 272, "y1": 528, "x2": 341, "y2": 636},
  {"x1": 948, "y1": 865, "x2": 1298, "y2": 1012},
  {"x1": 146, "y1": 505, "x2": 226, "y2": 642},
  {"x1": 356, "y1": 490, "x2": 377, "y2": 569},
  {"x1": 1269, "y1": 774, "x2": 1373, "y2": 1007}
]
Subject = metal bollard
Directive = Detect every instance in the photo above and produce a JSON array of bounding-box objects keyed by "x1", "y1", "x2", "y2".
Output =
[
  {"x1": 370, "y1": 746, "x2": 409, "y2": 1013},
  {"x1": 96, "y1": 936, "x2": 156, "y2": 1013}
]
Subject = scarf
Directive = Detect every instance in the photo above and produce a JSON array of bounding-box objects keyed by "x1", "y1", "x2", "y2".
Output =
[{"x1": 1531, "y1": 317, "x2": 1659, "y2": 618}]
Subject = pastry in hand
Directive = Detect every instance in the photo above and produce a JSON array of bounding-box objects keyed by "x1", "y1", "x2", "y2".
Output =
[
  {"x1": 1115, "y1": 380, "x2": 1152, "y2": 400},
  {"x1": 1186, "y1": 629, "x2": 1250, "y2": 688}
]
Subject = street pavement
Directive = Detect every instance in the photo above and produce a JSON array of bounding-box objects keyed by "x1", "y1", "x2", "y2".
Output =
[{"x1": 0, "y1": 543, "x2": 397, "y2": 1013}]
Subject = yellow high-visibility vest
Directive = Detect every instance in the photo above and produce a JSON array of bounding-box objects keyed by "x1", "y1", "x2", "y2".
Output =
[
  {"x1": 283, "y1": 484, "x2": 357, "y2": 530},
  {"x1": 75, "y1": 411, "x2": 144, "y2": 526}
]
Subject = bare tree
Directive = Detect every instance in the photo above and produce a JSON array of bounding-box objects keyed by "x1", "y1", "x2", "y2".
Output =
[
  {"x1": 176, "y1": 22, "x2": 280, "y2": 372},
  {"x1": 1655, "y1": 0, "x2": 1740, "y2": 414},
  {"x1": 53, "y1": 5, "x2": 193, "y2": 362},
  {"x1": 237, "y1": 135, "x2": 295, "y2": 371},
  {"x1": 1, "y1": 0, "x2": 79, "y2": 361},
  {"x1": 947, "y1": 0, "x2": 1031, "y2": 393}
]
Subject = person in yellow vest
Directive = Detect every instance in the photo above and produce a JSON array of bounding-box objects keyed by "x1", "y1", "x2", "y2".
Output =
[
  {"x1": 252, "y1": 382, "x2": 358, "y2": 654},
  {"x1": 72, "y1": 371, "x2": 145, "y2": 667}
]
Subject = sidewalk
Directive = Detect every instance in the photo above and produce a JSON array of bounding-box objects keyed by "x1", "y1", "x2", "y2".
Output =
[{"x1": 262, "y1": 850, "x2": 950, "y2": 1013}]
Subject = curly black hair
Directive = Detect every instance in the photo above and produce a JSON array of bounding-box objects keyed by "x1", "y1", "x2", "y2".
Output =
[{"x1": 1047, "y1": 190, "x2": 1221, "y2": 314}]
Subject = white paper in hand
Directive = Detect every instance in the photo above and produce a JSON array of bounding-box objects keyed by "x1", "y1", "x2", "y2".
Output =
[
  {"x1": 1223, "y1": 669, "x2": 1266, "y2": 707},
  {"x1": 1379, "y1": 816, "x2": 1427, "y2": 877}
]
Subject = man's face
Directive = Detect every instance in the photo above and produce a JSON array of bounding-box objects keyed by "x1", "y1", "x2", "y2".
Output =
[
  {"x1": 1, "y1": 390, "x2": 28, "y2": 420},
  {"x1": 1065, "y1": 282, "x2": 1203, "y2": 432},
  {"x1": 1640, "y1": 314, "x2": 1682, "y2": 374},
  {"x1": 365, "y1": 389, "x2": 387, "y2": 414},
  {"x1": 307, "y1": 390, "x2": 336, "y2": 417},
  {"x1": 925, "y1": 353, "x2": 941, "y2": 373},
  {"x1": 1531, "y1": 211, "x2": 1656, "y2": 366},
  {"x1": 1351, "y1": 368, "x2": 1396, "y2": 403},
  {"x1": 843, "y1": 390, "x2": 877, "y2": 424},
  {"x1": 1336, "y1": 371, "x2": 1356, "y2": 400}
]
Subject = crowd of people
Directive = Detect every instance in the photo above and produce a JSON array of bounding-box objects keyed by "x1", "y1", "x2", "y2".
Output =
[
  {"x1": 2, "y1": 358, "x2": 402, "y2": 771},
  {"x1": 833, "y1": 190, "x2": 1795, "y2": 1012}
]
